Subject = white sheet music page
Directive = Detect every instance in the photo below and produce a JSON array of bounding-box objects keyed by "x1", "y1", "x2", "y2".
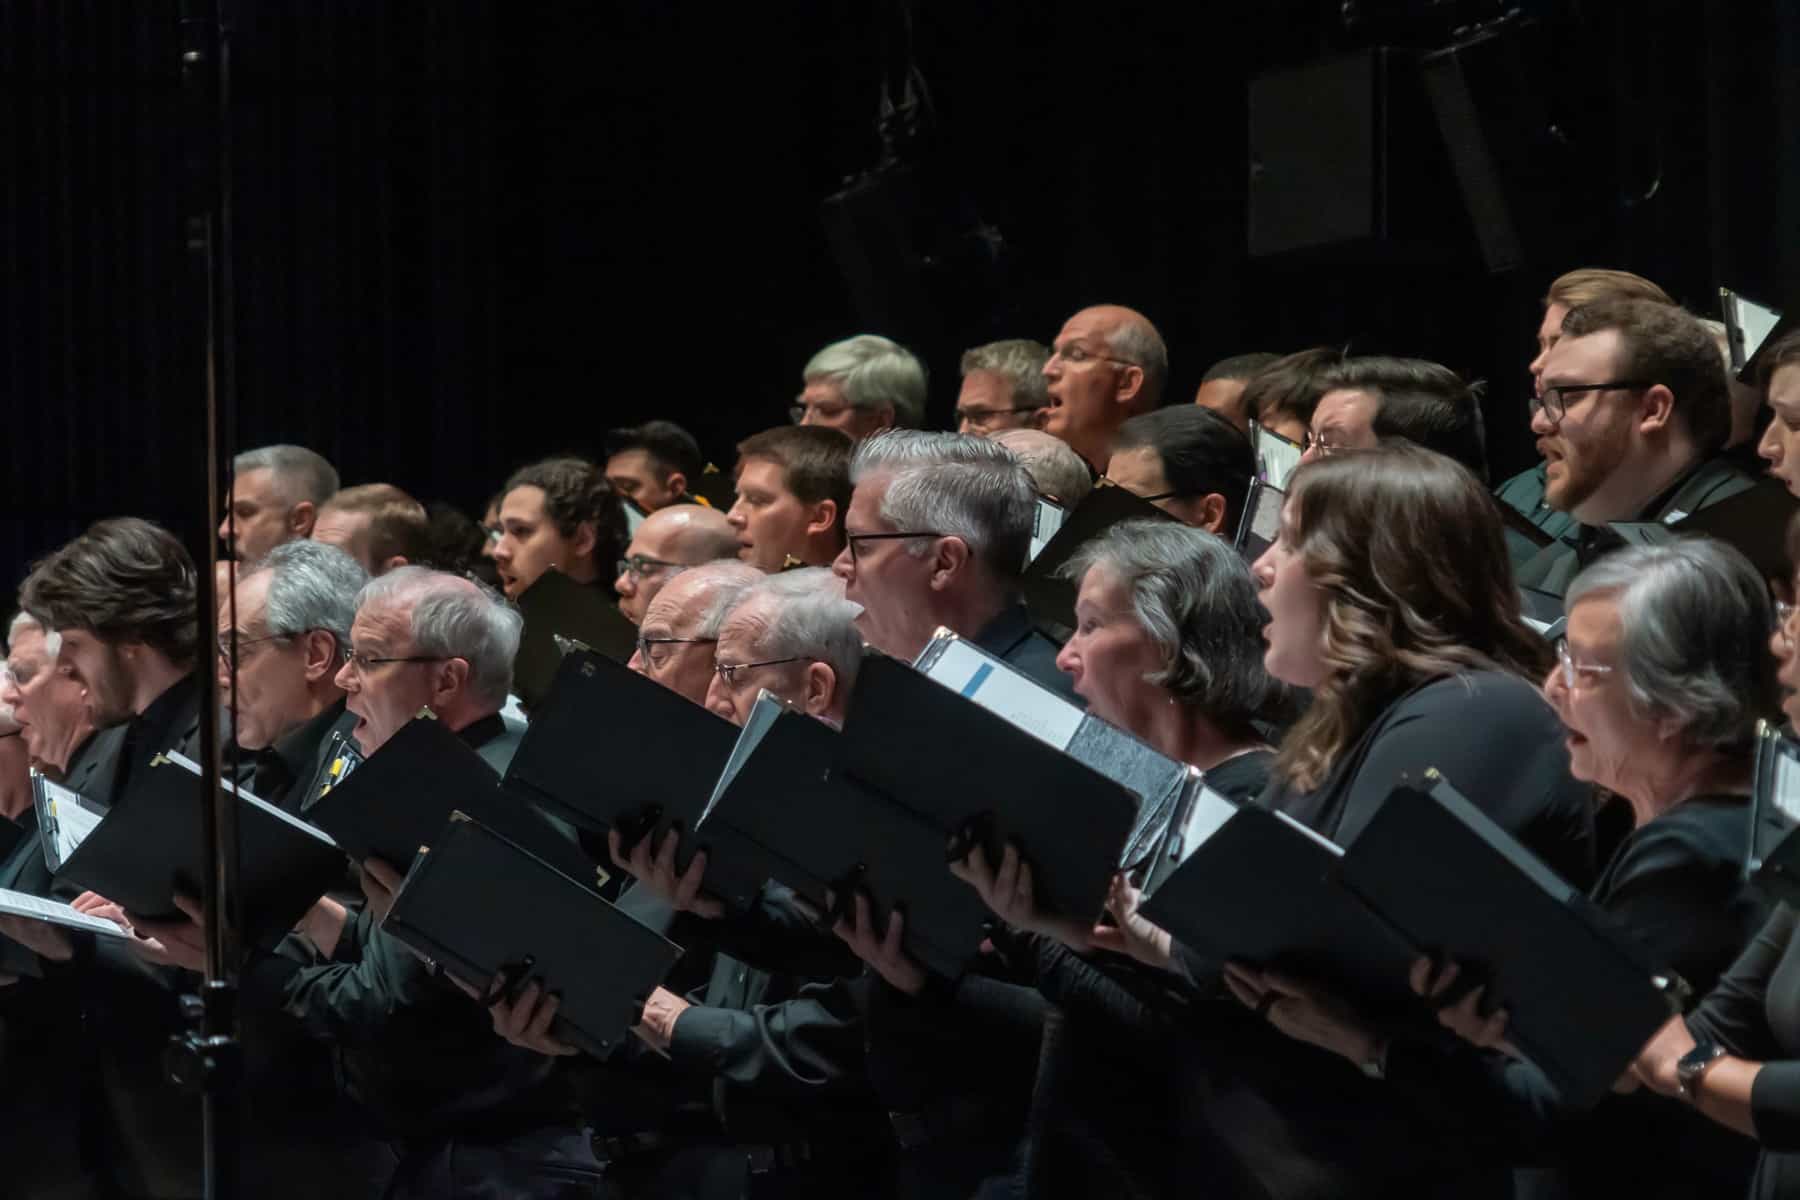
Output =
[
  {"x1": 916, "y1": 635, "x2": 1084, "y2": 751},
  {"x1": 0, "y1": 887, "x2": 132, "y2": 939}
]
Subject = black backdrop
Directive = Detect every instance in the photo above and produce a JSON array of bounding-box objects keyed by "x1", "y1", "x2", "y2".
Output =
[{"x1": 4, "y1": 0, "x2": 1796, "y2": 591}]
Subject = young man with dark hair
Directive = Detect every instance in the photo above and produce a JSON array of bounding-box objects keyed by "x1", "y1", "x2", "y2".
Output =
[
  {"x1": 491, "y1": 456, "x2": 629, "y2": 598},
  {"x1": 1299, "y1": 356, "x2": 1489, "y2": 482},
  {"x1": 1194, "y1": 352, "x2": 1280, "y2": 432},
  {"x1": 1107, "y1": 405, "x2": 1257, "y2": 535},
  {"x1": 604, "y1": 419, "x2": 706, "y2": 513},
  {"x1": 726, "y1": 425, "x2": 854, "y2": 572}
]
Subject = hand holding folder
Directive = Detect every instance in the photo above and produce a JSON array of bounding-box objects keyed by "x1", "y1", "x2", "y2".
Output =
[{"x1": 381, "y1": 813, "x2": 682, "y2": 1058}]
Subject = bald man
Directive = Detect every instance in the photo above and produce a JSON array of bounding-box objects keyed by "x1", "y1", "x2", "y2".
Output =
[
  {"x1": 612, "y1": 503, "x2": 743, "y2": 625},
  {"x1": 1041, "y1": 303, "x2": 1169, "y2": 471}
]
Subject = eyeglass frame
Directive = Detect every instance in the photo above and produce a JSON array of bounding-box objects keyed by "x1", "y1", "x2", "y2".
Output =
[
  {"x1": 1302, "y1": 430, "x2": 1342, "y2": 457},
  {"x1": 1047, "y1": 343, "x2": 1140, "y2": 369},
  {"x1": 215, "y1": 631, "x2": 297, "y2": 666},
  {"x1": 955, "y1": 404, "x2": 1044, "y2": 428},
  {"x1": 789, "y1": 398, "x2": 857, "y2": 425},
  {"x1": 843, "y1": 530, "x2": 948, "y2": 564},
  {"x1": 634, "y1": 634, "x2": 717, "y2": 670},
  {"x1": 340, "y1": 648, "x2": 456, "y2": 673},
  {"x1": 1529, "y1": 380, "x2": 1654, "y2": 424},
  {"x1": 712, "y1": 656, "x2": 808, "y2": 686},
  {"x1": 1554, "y1": 637, "x2": 1614, "y2": 691},
  {"x1": 617, "y1": 554, "x2": 685, "y2": 581}
]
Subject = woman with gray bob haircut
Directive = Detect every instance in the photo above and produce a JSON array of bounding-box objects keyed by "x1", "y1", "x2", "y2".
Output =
[
  {"x1": 1253, "y1": 536, "x2": 1779, "y2": 1200},
  {"x1": 1054, "y1": 518, "x2": 1282, "y2": 799}
]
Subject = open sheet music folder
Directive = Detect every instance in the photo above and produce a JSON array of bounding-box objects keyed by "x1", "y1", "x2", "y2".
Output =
[
  {"x1": 1340, "y1": 771, "x2": 1675, "y2": 1108},
  {"x1": 305, "y1": 715, "x2": 591, "y2": 885},
  {"x1": 1234, "y1": 477, "x2": 1284, "y2": 564},
  {"x1": 1250, "y1": 421, "x2": 1303, "y2": 489},
  {"x1": 512, "y1": 567, "x2": 640, "y2": 710},
  {"x1": 911, "y1": 628, "x2": 1195, "y2": 870},
  {"x1": 37, "y1": 752, "x2": 342, "y2": 948},
  {"x1": 383, "y1": 813, "x2": 681, "y2": 1058},
  {"x1": 502, "y1": 649, "x2": 739, "y2": 868},
  {"x1": 1136, "y1": 786, "x2": 1419, "y2": 1020},
  {"x1": 1747, "y1": 721, "x2": 1800, "y2": 905},
  {"x1": 695, "y1": 693, "x2": 989, "y2": 979},
  {"x1": 835, "y1": 653, "x2": 1140, "y2": 932},
  {"x1": 1610, "y1": 480, "x2": 1800, "y2": 583}
]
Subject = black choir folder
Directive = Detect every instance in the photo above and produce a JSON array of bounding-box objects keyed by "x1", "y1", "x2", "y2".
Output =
[
  {"x1": 512, "y1": 567, "x2": 639, "y2": 709},
  {"x1": 502, "y1": 648, "x2": 739, "y2": 860},
  {"x1": 836, "y1": 654, "x2": 1140, "y2": 944},
  {"x1": 1745, "y1": 720, "x2": 1800, "y2": 904},
  {"x1": 1610, "y1": 479, "x2": 1800, "y2": 583},
  {"x1": 694, "y1": 694, "x2": 989, "y2": 979},
  {"x1": 1142, "y1": 770, "x2": 1674, "y2": 1108},
  {"x1": 305, "y1": 714, "x2": 590, "y2": 884},
  {"x1": 383, "y1": 813, "x2": 681, "y2": 1058},
  {"x1": 36, "y1": 752, "x2": 342, "y2": 948},
  {"x1": 1022, "y1": 483, "x2": 1178, "y2": 638}
]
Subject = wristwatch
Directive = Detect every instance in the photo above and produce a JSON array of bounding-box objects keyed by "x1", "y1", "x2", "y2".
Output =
[{"x1": 1676, "y1": 1039, "x2": 1727, "y2": 1101}]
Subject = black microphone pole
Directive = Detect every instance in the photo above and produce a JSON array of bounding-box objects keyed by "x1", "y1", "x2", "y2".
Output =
[{"x1": 173, "y1": 2, "x2": 244, "y2": 1198}]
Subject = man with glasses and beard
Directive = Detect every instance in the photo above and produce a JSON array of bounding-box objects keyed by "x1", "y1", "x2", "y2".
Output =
[{"x1": 1517, "y1": 298, "x2": 1756, "y2": 596}]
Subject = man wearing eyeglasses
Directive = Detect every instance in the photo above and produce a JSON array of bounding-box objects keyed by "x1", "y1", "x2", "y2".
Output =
[
  {"x1": 1041, "y1": 304, "x2": 1168, "y2": 472},
  {"x1": 792, "y1": 333, "x2": 928, "y2": 441},
  {"x1": 835, "y1": 441, "x2": 1078, "y2": 700},
  {"x1": 956, "y1": 338, "x2": 1051, "y2": 436},
  {"x1": 612, "y1": 504, "x2": 741, "y2": 626},
  {"x1": 1517, "y1": 298, "x2": 1756, "y2": 596},
  {"x1": 1106, "y1": 405, "x2": 1254, "y2": 534},
  {"x1": 1292, "y1": 356, "x2": 1488, "y2": 483},
  {"x1": 704, "y1": 569, "x2": 861, "y2": 728},
  {"x1": 627, "y1": 561, "x2": 764, "y2": 706},
  {"x1": 216, "y1": 540, "x2": 367, "y2": 812}
]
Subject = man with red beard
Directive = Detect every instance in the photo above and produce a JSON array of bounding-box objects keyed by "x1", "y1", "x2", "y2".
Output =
[{"x1": 1517, "y1": 297, "x2": 1755, "y2": 595}]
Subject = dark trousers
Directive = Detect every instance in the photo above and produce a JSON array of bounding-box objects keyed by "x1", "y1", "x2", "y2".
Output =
[{"x1": 384, "y1": 1124, "x2": 606, "y2": 1200}]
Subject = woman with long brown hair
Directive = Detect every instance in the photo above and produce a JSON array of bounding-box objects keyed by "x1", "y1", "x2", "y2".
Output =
[{"x1": 1248, "y1": 442, "x2": 1593, "y2": 875}]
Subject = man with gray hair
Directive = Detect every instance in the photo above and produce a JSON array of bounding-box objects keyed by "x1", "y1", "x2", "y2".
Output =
[
  {"x1": 628, "y1": 559, "x2": 765, "y2": 705},
  {"x1": 221, "y1": 443, "x2": 340, "y2": 565},
  {"x1": 991, "y1": 428, "x2": 1095, "y2": 508},
  {"x1": 704, "y1": 568, "x2": 863, "y2": 727},
  {"x1": 1042, "y1": 304, "x2": 1169, "y2": 472},
  {"x1": 333, "y1": 565, "x2": 522, "y2": 769},
  {"x1": 219, "y1": 540, "x2": 367, "y2": 811},
  {"x1": 793, "y1": 333, "x2": 928, "y2": 441},
  {"x1": 957, "y1": 338, "x2": 1051, "y2": 435},
  {"x1": 834, "y1": 444, "x2": 1077, "y2": 698}
]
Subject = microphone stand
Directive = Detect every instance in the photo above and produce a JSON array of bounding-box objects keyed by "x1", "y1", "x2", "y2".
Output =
[{"x1": 170, "y1": 3, "x2": 243, "y2": 1197}]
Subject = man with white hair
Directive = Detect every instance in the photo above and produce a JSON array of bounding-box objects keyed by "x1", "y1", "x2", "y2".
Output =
[
  {"x1": 703, "y1": 568, "x2": 862, "y2": 727},
  {"x1": 628, "y1": 560, "x2": 764, "y2": 705},
  {"x1": 956, "y1": 338, "x2": 1052, "y2": 435},
  {"x1": 833, "y1": 433, "x2": 1076, "y2": 697},
  {"x1": 333, "y1": 565, "x2": 524, "y2": 767},
  {"x1": 220, "y1": 443, "x2": 340, "y2": 565},
  {"x1": 1041, "y1": 303, "x2": 1169, "y2": 471},
  {"x1": 612, "y1": 503, "x2": 742, "y2": 626},
  {"x1": 218, "y1": 540, "x2": 367, "y2": 811},
  {"x1": 793, "y1": 333, "x2": 928, "y2": 441},
  {"x1": 991, "y1": 428, "x2": 1095, "y2": 508}
]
